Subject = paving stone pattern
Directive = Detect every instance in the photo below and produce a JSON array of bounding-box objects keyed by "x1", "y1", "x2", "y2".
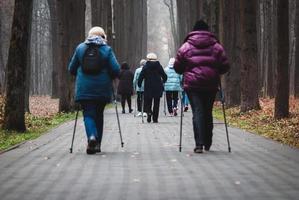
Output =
[{"x1": 0, "y1": 104, "x2": 298, "y2": 200}]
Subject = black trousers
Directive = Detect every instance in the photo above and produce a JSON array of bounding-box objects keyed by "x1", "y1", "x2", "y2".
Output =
[
  {"x1": 187, "y1": 91, "x2": 216, "y2": 147},
  {"x1": 136, "y1": 91, "x2": 144, "y2": 112},
  {"x1": 166, "y1": 91, "x2": 179, "y2": 113},
  {"x1": 121, "y1": 94, "x2": 132, "y2": 111},
  {"x1": 144, "y1": 97, "x2": 160, "y2": 121}
]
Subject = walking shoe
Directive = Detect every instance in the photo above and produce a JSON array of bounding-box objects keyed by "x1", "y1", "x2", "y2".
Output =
[
  {"x1": 204, "y1": 144, "x2": 211, "y2": 151},
  {"x1": 143, "y1": 112, "x2": 147, "y2": 117},
  {"x1": 86, "y1": 136, "x2": 97, "y2": 154},
  {"x1": 122, "y1": 110, "x2": 125, "y2": 114},
  {"x1": 194, "y1": 146, "x2": 203, "y2": 154},
  {"x1": 129, "y1": 108, "x2": 133, "y2": 113},
  {"x1": 153, "y1": 120, "x2": 158, "y2": 123},
  {"x1": 147, "y1": 114, "x2": 151, "y2": 123},
  {"x1": 137, "y1": 112, "x2": 142, "y2": 117},
  {"x1": 169, "y1": 112, "x2": 173, "y2": 117},
  {"x1": 95, "y1": 143, "x2": 101, "y2": 153},
  {"x1": 184, "y1": 106, "x2": 189, "y2": 112},
  {"x1": 173, "y1": 108, "x2": 178, "y2": 116}
]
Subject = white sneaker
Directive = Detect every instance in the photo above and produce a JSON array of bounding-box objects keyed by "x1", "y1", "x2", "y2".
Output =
[
  {"x1": 143, "y1": 113, "x2": 147, "y2": 117},
  {"x1": 137, "y1": 112, "x2": 142, "y2": 117}
]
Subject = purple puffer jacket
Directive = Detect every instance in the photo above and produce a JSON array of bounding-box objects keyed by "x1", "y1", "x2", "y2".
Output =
[{"x1": 174, "y1": 31, "x2": 229, "y2": 92}]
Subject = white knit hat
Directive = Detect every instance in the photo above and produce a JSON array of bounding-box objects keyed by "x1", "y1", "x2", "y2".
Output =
[
  {"x1": 146, "y1": 53, "x2": 157, "y2": 61},
  {"x1": 168, "y1": 58, "x2": 175, "y2": 66},
  {"x1": 140, "y1": 59, "x2": 147, "y2": 66},
  {"x1": 88, "y1": 26, "x2": 107, "y2": 39}
]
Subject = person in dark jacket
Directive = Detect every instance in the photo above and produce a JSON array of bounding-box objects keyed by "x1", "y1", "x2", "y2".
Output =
[
  {"x1": 174, "y1": 20, "x2": 229, "y2": 153},
  {"x1": 69, "y1": 26, "x2": 120, "y2": 154},
  {"x1": 138, "y1": 53, "x2": 167, "y2": 123},
  {"x1": 117, "y1": 62, "x2": 134, "y2": 113}
]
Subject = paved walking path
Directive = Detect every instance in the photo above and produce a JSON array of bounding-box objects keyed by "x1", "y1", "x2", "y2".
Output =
[{"x1": 0, "y1": 104, "x2": 298, "y2": 200}]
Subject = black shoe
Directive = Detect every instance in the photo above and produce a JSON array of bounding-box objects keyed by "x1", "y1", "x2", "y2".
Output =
[
  {"x1": 204, "y1": 145, "x2": 211, "y2": 151},
  {"x1": 184, "y1": 106, "x2": 189, "y2": 112},
  {"x1": 129, "y1": 108, "x2": 133, "y2": 113},
  {"x1": 86, "y1": 137, "x2": 97, "y2": 154},
  {"x1": 194, "y1": 146, "x2": 203, "y2": 154},
  {"x1": 153, "y1": 120, "x2": 158, "y2": 123},
  {"x1": 147, "y1": 114, "x2": 151, "y2": 123},
  {"x1": 95, "y1": 143, "x2": 101, "y2": 153},
  {"x1": 122, "y1": 110, "x2": 125, "y2": 114}
]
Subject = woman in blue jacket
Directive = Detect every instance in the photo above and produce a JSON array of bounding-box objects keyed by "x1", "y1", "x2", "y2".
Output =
[
  {"x1": 164, "y1": 58, "x2": 182, "y2": 116},
  {"x1": 68, "y1": 26, "x2": 120, "y2": 154}
]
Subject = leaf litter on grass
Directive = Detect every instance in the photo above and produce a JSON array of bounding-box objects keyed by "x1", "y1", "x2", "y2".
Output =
[{"x1": 213, "y1": 97, "x2": 299, "y2": 148}]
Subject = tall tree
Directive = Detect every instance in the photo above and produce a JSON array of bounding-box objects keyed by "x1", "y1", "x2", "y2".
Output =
[
  {"x1": 0, "y1": 0, "x2": 14, "y2": 94},
  {"x1": 164, "y1": 0, "x2": 179, "y2": 53},
  {"x1": 91, "y1": 0, "x2": 147, "y2": 69},
  {"x1": 274, "y1": 0, "x2": 289, "y2": 118},
  {"x1": 295, "y1": 0, "x2": 299, "y2": 98},
  {"x1": 3, "y1": 0, "x2": 33, "y2": 131},
  {"x1": 219, "y1": 0, "x2": 241, "y2": 107},
  {"x1": 47, "y1": 0, "x2": 59, "y2": 98},
  {"x1": 57, "y1": 0, "x2": 85, "y2": 112},
  {"x1": 239, "y1": 0, "x2": 260, "y2": 112}
]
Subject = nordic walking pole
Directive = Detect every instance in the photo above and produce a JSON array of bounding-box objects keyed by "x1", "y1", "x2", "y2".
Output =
[
  {"x1": 179, "y1": 92, "x2": 183, "y2": 152},
  {"x1": 141, "y1": 93, "x2": 144, "y2": 123},
  {"x1": 70, "y1": 108, "x2": 80, "y2": 153},
  {"x1": 134, "y1": 93, "x2": 137, "y2": 117},
  {"x1": 164, "y1": 91, "x2": 167, "y2": 116},
  {"x1": 112, "y1": 85, "x2": 124, "y2": 148},
  {"x1": 219, "y1": 82, "x2": 231, "y2": 152}
]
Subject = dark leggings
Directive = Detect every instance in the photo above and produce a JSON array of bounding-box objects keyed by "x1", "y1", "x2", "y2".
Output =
[
  {"x1": 121, "y1": 94, "x2": 132, "y2": 111},
  {"x1": 187, "y1": 91, "x2": 216, "y2": 147},
  {"x1": 144, "y1": 97, "x2": 160, "y2": 122},
  {"x1": 166, "y1": 91, "x2": 179, "y2": 113}
]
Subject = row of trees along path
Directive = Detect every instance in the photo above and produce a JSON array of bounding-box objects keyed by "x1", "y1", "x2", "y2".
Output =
[{"x1": 0, "y1": 0, "x2": 298, "y2": 132}]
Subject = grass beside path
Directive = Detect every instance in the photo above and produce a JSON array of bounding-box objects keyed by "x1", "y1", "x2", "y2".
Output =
[
  {"x1": 0, "y1": 112, "x2": 77, "y2": 152},
  {"x1": 213, "y1": 97, "x2": 299, "y2": 149}
]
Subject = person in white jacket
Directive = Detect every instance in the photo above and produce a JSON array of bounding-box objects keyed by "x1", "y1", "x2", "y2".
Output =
[{"x1": 133, "y1": 59, "x2": 147, "y2": 117}]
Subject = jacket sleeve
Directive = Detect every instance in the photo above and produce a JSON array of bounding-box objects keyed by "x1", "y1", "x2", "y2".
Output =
[
  {"x1": 174, "y1": 45, "x2": 187, "y2": 75},
  {"x1": 107, "y1": 47, "x2": 120, "y2": 79},
  {"x1": 68, "y1": 46, "x2": 80, "y2": 76},
  {"x1": 159, "y1": 64, "x2": 168, "y2": 83},
  {"x1": 133, "y1": 69, "x2": 138, "y2": 91},
  {"x1": 137, "y1": 68, "x2": 145, "y2": 88},
  {"x1": 215, "y1": 43, "x2": 230, "y2": 75}
]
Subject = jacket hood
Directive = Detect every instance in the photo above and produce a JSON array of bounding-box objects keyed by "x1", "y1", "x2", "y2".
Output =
[
  {"x1": 185, "y1": 31, "x2": 217, "y2": 48},
  {"x1": 146, "y1": 61, "x2": 161, "y2": 70},
  {"x1": 85, "y1": 36, "x2": 106, "y2": 45},
  {"x1": 168, "y1": 58, "x2": 175, "y2": 68}
]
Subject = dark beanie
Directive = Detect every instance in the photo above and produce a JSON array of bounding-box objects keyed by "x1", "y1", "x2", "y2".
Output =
[{"x1": 192, "y1": 20, "x2": 209, "y2": 31}]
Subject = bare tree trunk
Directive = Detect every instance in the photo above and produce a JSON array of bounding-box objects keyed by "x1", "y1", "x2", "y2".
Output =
[
  {"x1": 91, "y1": 0, "x2": 147, "y2": 69},
  {"x1": 56, "y1": 0, "x2": 85, "y2": 112},
  {"x1": 164, "y1": 0, "x2": 179, "y2": 54},
  {"x1": 295, "y1": 0, "x2": 299, "y2": 98},
  {"x1": 219, "y1": 0, "x2": 241, "y2": 107},
  {"x1": 48, "y1": 0, "x2": 59, "y2": 98},
  {"x1": 274, "y1": 0, "x2": 289, "y2": 118},
  {"x1": 3, "y1": 0, "x2": 33, "y2": 131},
  {"x1": 239, "y1": 0, "x2": 260, "y2": 112},
  {"x1": 0, "y1": 0, "x2": 14, "y2": 94}
]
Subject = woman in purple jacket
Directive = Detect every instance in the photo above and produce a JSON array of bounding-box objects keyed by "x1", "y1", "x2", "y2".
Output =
[{"x1": 174, "y1": 20, "x2": 229, "y2": 153}]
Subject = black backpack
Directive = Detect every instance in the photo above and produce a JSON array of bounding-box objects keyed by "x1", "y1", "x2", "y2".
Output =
[{"x1": 82, "y1": 44, "x2": 103, "y2": 75}]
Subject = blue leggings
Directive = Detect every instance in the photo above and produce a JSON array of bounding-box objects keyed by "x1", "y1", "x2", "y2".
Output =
[{"x1": 80, "y1": 100, "x2": 106, "y2": 145}]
